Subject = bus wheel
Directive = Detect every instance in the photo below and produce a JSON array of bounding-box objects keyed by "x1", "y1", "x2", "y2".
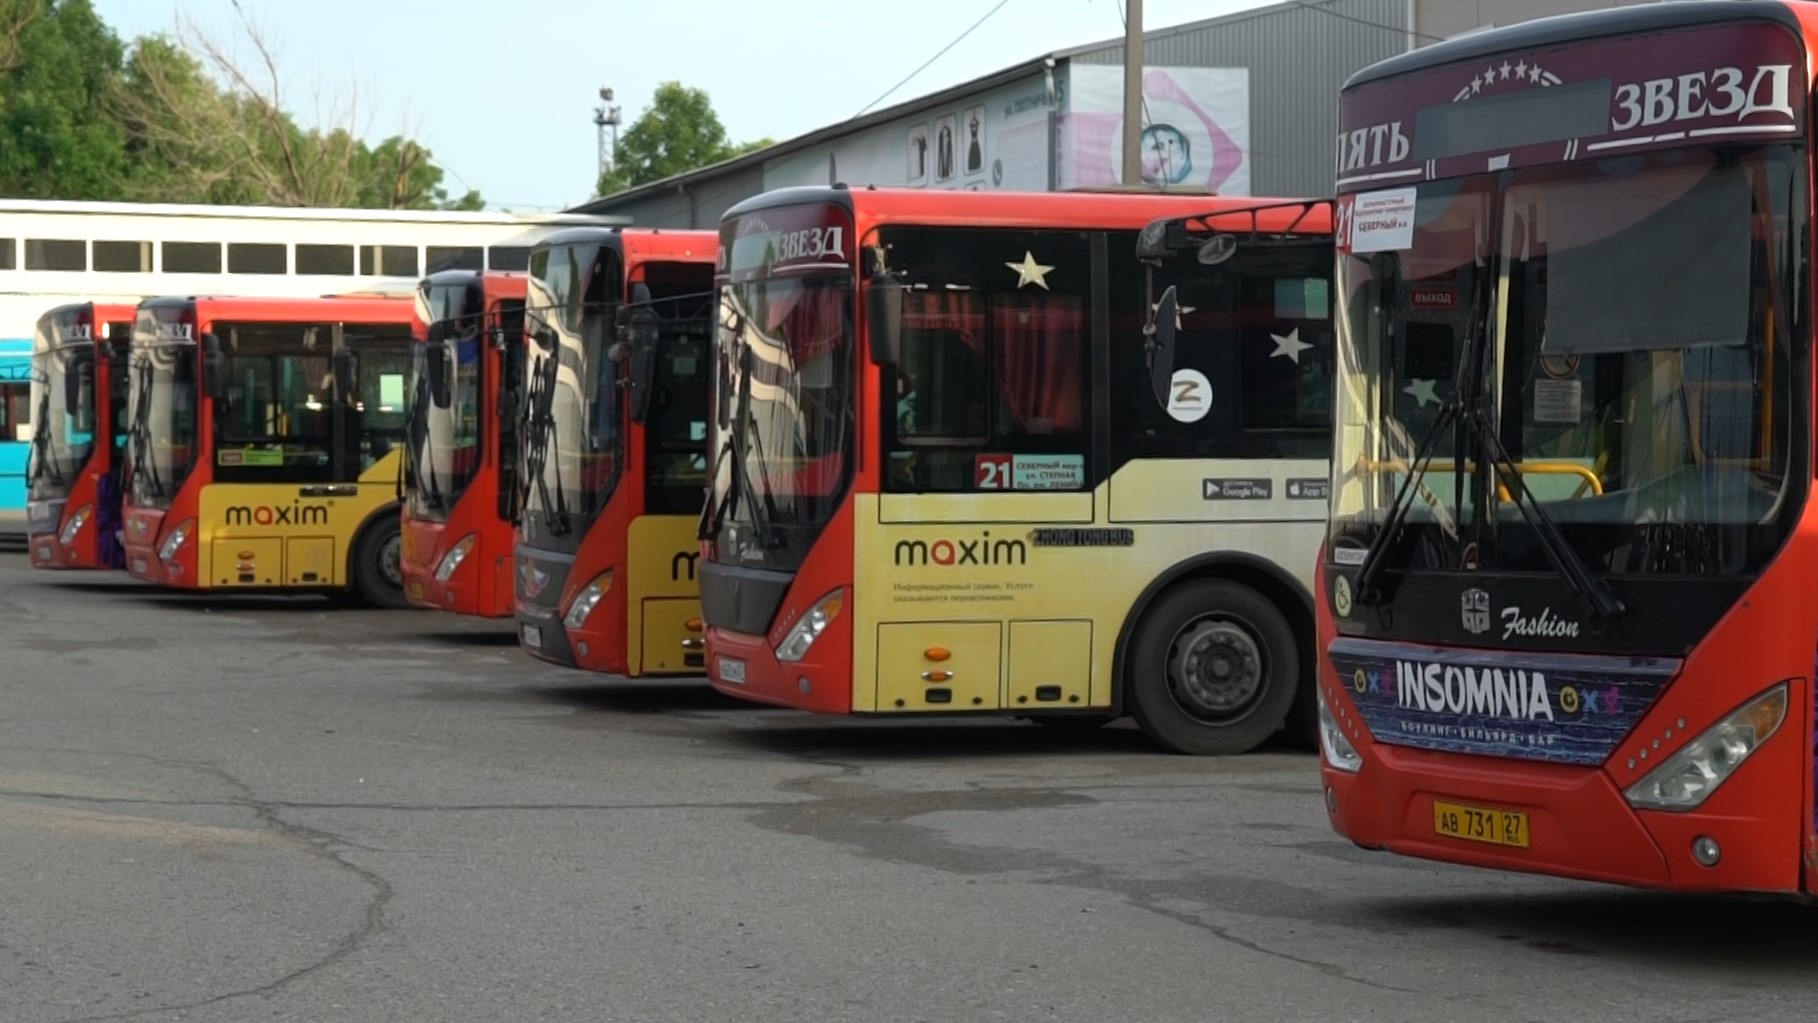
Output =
[
  {"x1": 1127, "y1": 580, "x2": 1299, "y2": 756},
  {"x1": 351, "y1": 517, "x2": 411, "y2": 610}
]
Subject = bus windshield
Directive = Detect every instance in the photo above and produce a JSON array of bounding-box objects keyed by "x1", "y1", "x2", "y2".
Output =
[
  {"x1": 1331, "y1": 144, "x2": 1802, "y2": 579},
  {"x1": 407, "y1": 280, "x2": 486, "y2": 521},
  {"x1": 708, "y1": 274, "x2": 854, "y2": 562},
  {"x1": 520, "y1": 240, "x2": 622, "y2": 547},
  {"x1": 26, "y1": 313, "x2": 97, "y2": 501},
  {"x1": 125, "y1": 316, "x2": 199, "y2": 509}
]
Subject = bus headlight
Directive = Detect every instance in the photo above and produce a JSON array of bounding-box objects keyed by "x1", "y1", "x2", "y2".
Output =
[
  {"x1": 434, "y1": 535, "x2": 476, "y2": 583},
  {"x1": 1319, "y1": 688, "x2": 1362, "y2": 773},
  {"x1": 563, "y1": 571, "x2": 613, "y2": 630},
  {"x1": 158, "y1": 519, "x2": 194, "y2": 563},
  {"x1": 776, "y1": 590, "x2": 843, "y2": 663},
  {"x1": 60, "y1": 504, "x2": 92, "y2": 545},
  {"x1": 1625, "y1": 683, "x2": 1788, "y2": 812}
]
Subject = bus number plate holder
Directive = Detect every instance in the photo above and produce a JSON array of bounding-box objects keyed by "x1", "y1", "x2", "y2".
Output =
[
  {"x1": 717, "y1": 657, "x2": 746, "y2": 685},
  {"x1": 520, "y1": 624, "x2": 542, "y2": 649},
  {"x1": 1433, "y1": 799, "x2": 1528, "y2": 848}
]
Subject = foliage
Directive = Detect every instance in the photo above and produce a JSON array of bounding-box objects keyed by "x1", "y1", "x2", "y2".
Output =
[
  {"x1": 595, "y1": 82, "x2": 772, "y2": 197},
  {"x1": 0, "y1": 0, "x2": 482, "y2": 209}
]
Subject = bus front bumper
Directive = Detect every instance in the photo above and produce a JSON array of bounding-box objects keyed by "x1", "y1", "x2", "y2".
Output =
[
  {"x1": 1322, "y1": 736, "x2": 1802, "y2": 892},
  {"x1": 705, "y1": 626, "x2": 852, "y2": 713}
]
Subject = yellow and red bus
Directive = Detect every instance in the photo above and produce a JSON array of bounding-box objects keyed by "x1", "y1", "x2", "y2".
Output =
[
  {"x1": 26, "y1": 302, "x2": 138, "y2": 570},
  {"x1": 1319, "y1": 1, "x2": 1818, "y2": 892},
  {"x1": 121, "y1": 294, "x2": 418, "y2": 605},
  {"x1": 701, "y1": 186, "x2": 1334, "y2": 755},
  {"x1": 400, "y1": 270, "x2": 528, "y2": 617},
  {"x1": 513, "y1": 228, "x2": 719, "y2": 675}
]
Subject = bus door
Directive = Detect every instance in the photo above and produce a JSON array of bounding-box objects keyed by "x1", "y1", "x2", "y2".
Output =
[
  {"x1": 871, "y1": 226, "x2": 1096, "y2": 713},
  {"x1": 334, "y1": 324, "x2": 413, "y2": 482}
]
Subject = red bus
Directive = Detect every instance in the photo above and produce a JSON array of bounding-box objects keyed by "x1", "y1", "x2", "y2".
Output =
[
  {"x1": 26, "y1": 302, "x2": 138, "y2": 570},
  {"x1": 121, "y1": 294, "x2": 418, "y2": 605},
  {"x1": 699, "y1": 186, "x2": 1336, "y2": 755},
  {"x1": 1319, "y1": 1, "x2": 1818, "y2": 891},
  {"x1": 400, "y1": 270, "x2": 528, "y2": 617},
  {"x1": 513, "y1": 228, "x2": 719, "y2": 676}
]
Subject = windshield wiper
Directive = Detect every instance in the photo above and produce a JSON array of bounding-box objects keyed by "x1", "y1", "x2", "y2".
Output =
[
  {"x1": 126, "y1": 358, "x2": 166, "y2": 500},
  {"x1": 1351, "y1": 398, "x2": 1460, "y2": 605},
  {"x1": 1463, "y1": 397, "x2": 1626, "y2": 623},
  {"x1": 729, "y1": 339, "x2": 781, "y2": 549},
  {"x1": 27, "y1": 386, "x2": 66, "y2": 489},
  {"x1": 521, "y1": 345, "x2": 570, "y2": 537}
]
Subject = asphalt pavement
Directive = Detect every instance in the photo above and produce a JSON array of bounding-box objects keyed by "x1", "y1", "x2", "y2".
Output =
[{"x1": 1, "y1": 552, "x2": 1814, "y2": 1023}]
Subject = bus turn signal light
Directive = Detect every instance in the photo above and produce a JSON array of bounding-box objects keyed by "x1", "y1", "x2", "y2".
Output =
[
  {"x1": 923, "y1": 647, "x2": 951, "y2": 662},
  {"x1": 684, "y1": 617, "x2": 703, "y2": 632}
]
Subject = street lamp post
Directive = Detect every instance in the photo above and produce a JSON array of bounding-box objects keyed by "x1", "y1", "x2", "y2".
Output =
[{"x1": 593, "y1": 86, "x2": 621, "y2": 192}]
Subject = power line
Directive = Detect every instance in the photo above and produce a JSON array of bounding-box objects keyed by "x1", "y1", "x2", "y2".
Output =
[
  {"x1": 1290, "y1": 0, "x2": 1447, "y2": 44},
  {"x1": 852, "y1": 0, "x2": 1014, "y2": 119}
]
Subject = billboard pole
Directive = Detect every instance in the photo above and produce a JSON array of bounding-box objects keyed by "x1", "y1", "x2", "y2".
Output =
[{"x1": 1121, "y1": 0, "x2": 1145, "y2": 185}]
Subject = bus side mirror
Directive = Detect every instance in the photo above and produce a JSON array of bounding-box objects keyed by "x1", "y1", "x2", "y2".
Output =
[
  {"x1": 621, "y1": 305, "x2": 661, "y2": 424},
  {"x1": 202, "y1": 333, "x2": 227, "y2": 401},
  {"x1": 1147, "y1": 286, "x2": 1179, "y2": 409},
  {"x1": 866, "y1": 279, "x2": 903, "y2": 366},
  {"x1": 333, "y1": 348, "x2": 358, "y2": 398}
]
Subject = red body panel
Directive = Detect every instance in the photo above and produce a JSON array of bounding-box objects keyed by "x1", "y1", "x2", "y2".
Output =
[
  {"x1": 400, "y1": 272, "x2": 527, "y2": 618},
  {"x1": 516, "y1": 229, "x2": 720, "y2": 675},
  {"x1": 705, "y1": 498, "x2": 856, "y2": 713},
  {"x1": 28, "y1": 303, "x2": 137, "y2": 571}
]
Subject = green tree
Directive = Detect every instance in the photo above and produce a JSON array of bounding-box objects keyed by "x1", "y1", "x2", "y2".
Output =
[
  {"x1": 0, "y1": 0, "x2": 483, "y2": 209},
  {"x1": 595, "y1": 82, "x2": 772, "y2": 196},
  {"x1": 0, "y1": 0, "x2": 131, "y2": 200},
  {"x1": 112, "y1": 14, "x2": 483, "y2": 210}
]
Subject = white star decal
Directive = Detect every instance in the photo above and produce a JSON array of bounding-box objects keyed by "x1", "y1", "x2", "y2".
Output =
[
  {"x1": 1514, "y1": 60, "x2": 1528, "y2": 78},
  {"x1": 1499, "y1": 61, "x2": 1512, "y2": 81},
  {"x1": 1485, "y1": 66, "x2": 1498, "y2": 84},
  {"x1": 1529, "y1": 66, "x2": 1543, "y2": 84},
  {"x1": 1269, "y1": 327, "x2": 1312, "y2": 365},
  {"x1": 1005, "y1": 251, "x2": 1054, "y2": 290},
  {"x1": 1403, "y1": 378, "x2": 1441, "y2": 408}
]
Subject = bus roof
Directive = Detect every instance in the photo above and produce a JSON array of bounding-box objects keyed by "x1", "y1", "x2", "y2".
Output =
[
  {"x1": 1344, "y1": 0, "x2": 1804, "y2": 92},
  {"x1": 532, "y1": 226, "x2": 718, "y2": 264},
  {"x1": 725, "y1": 185, "x2": 1330, "y2": 234},
  {"x1": 143, "y1": 293, "x2": 415, "y2": 322}
]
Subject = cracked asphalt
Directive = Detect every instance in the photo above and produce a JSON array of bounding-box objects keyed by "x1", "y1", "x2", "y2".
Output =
[{"x1": 2, "y1": 554, "x2": 1816, "y2": 1023}]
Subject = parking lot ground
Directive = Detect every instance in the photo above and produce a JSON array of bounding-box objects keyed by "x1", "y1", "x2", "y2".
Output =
[{"x1": 2, "y1": 554, "x2": 1815, "y2": 1023}]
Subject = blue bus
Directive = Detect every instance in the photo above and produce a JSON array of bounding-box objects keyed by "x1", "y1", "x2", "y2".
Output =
[{"x1": 0, "y1": 337, "x2": 29, "y2": 543}]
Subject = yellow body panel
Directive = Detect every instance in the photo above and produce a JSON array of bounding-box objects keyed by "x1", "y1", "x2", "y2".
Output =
[
  {"x1": 624, "y1": 514, "x2": 707, "y2": 675},
  {"x1": 875, "y1": 622, "x2": 1002, "y2": 711},
  {"x1": 851, "y1": 459, "x2": 1329, "y2": 715},
  {"x1": 192, "y1": 451, "x2": 401, "y2": 591},
  {"x1": 640, "y1": 598, "x2": 705, "y2": 675}
]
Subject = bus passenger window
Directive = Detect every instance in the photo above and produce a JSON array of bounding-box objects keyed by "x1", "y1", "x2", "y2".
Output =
[{"x1": 878, "y1": 226, "x2": 1092, "y2": 494}]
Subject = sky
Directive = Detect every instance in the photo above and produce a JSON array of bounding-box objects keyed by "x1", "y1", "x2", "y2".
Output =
[{"x1": 91, "y1": 0, "x2": 1285, "y2": 211}]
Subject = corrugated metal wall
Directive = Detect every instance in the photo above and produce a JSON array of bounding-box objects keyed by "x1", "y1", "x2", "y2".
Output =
[
  {"x1": 594, "y1": 163, "x2": 769, "y2": 230},
  {"x1": 1072, "y1": 0, "x2": 1411, "y2": 196}
]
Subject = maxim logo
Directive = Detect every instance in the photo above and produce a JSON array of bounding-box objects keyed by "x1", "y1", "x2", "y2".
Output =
[
  {"x1": 671, "y1": 550, "x2": 700, "y2": 582},
  {"x1": 893, "y1": 532, "x2": 1027, "y2": 568},
  {"x1": 225, "y1": 503, "x2": 329, "y2": 527}
]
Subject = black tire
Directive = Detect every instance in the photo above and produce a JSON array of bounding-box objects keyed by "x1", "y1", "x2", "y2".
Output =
[
  {"x1": 1126, "y1": 579, "x2": 1299, "y2": 756},
  {"x1": 350, "y1": 515, "x2": 412, "y2": 610}
]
